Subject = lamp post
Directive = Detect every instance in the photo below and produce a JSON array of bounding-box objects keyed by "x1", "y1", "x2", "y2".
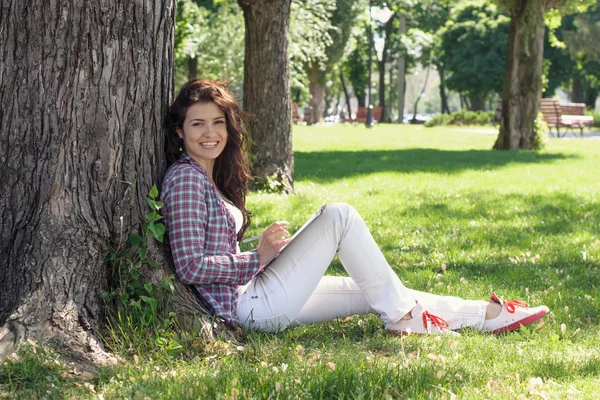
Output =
[{"x1": 366, "y1": 0, "x2": 374, "y2": 128}]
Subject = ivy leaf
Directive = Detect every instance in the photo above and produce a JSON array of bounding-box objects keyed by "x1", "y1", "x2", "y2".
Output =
[
  {"x1": 144, "y1": 282, "x2": 153, "y2": 294},
  {"x1": 128, "y1": 234, "x2": 143, "y2": 247},
  {"x1": 149, "y1": 184, "x2": 159, "y2": 199}
]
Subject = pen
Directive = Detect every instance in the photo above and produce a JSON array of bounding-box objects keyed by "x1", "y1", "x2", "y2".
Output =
[{"x1": 242, "y1": 234, "x2": 261, "y2": 244}]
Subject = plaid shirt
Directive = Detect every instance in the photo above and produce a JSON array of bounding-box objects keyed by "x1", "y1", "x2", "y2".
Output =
[{"x1": 161, "y1": 153, "x2": 260, "y2": 326}]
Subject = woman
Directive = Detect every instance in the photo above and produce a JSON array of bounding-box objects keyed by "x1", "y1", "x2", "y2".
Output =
[{"x1": 161, "y1": 79, "x2": 549, "y2": 335}]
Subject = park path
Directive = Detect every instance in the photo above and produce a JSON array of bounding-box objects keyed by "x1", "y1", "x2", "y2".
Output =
[{"x1": 451, "y1": 127, "x2": 600, "y2": 140}]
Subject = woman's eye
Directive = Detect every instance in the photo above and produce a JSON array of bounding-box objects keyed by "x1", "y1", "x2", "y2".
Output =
[
  {"x1": 216, "y1": 120, "x2": 224, "y2": 124},
  {"x1": 192, "y1": 123, "x2": 202, "y2": 127}
]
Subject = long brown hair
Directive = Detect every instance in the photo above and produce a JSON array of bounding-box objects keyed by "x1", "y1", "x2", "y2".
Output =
[{"x1": 164, "y1": 79, "x2": 253, "y2": 241}]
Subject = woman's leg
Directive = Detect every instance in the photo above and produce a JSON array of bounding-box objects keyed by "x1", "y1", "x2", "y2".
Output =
[
  {"x1": 237, "y1": 203, "x2": 486, "y2": 332},
  {"x1": 291, "y1": 277, "x2": 486, "y2": 330},
  {"x1": 290, "y1": 276, "x2": 375, "y2": 326}
]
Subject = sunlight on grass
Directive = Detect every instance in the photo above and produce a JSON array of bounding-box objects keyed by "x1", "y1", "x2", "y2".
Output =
[{"x1": 3, "y1": 124, "x2": 599, "y2": 399}]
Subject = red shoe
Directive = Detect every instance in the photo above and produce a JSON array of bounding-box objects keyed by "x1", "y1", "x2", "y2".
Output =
[
  {"x1": 483, "y1": 293, "x2": 549, "y2": 334},
  {"x1": 386, "y1": 303, "x2": 460, "y2": 336}
]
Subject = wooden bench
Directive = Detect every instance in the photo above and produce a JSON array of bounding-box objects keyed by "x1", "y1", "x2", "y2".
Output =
[
  {"x1": 350, "y1": 106, "x2": 382, "y2": 124},
  {"x1": 540, "y1": 99, "x2": 593, "y2": 137}
]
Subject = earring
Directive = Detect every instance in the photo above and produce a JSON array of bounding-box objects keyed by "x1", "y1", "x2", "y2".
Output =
[{"x1": 179, "y1": 147, "x2": 183, "y2": 152}]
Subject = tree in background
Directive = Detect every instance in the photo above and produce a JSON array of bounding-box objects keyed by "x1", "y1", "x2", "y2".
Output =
[
  {"x1": 342, "y1": 30, "x2": 371, "y2": 110},
  {"x1": 493, "y1": 0, "x2": 595, "y2": 150},
  {"x1": 238, "y1": 0, "x2": 294, "y2": 191},
  {"x1": 441, "y1": 1, "x2": 509, "y2": 111},
  {"x1": 174, "y1": 0, "x2": 245, "y2": 90},
  {"x1": 304, "y1": 0, "x2": 363, "y2": 124},
  {"x1": 560, "y1": 3, "x2": 600, "y2": 108},
  {"x1": 289, "y1": 0, "x2": 336, "y2": 106}
]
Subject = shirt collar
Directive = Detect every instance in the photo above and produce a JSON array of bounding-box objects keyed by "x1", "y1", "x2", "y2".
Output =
[{"x1": 178, "y1": 153, "x2": 208, "y2": 177}]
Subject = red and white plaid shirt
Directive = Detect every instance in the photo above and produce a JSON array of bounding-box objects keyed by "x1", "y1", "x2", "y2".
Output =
[{"x1": 161, "y1": 153, "x2": 260, "y2": 326}]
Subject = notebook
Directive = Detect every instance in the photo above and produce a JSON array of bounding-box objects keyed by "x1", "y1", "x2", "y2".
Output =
[{"x1": 262, "y1": 203, "x2": 327, "y2": 269}]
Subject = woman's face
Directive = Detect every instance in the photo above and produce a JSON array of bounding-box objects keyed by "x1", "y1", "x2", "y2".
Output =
[{"x1": 178, "y1": 102, "x2": 228, "y2": 170}]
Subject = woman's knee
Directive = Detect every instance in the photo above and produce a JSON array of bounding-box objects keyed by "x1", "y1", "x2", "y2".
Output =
[{"x1": 323, "y1": 202, "x2": 360, "y2": 225}]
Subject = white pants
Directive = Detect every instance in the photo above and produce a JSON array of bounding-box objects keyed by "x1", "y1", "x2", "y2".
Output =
[{"x1": 237, "y1": 203, "x2": 487, "y2": 332}]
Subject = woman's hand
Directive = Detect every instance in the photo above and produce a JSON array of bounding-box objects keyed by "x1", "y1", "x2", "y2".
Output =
[{"x1": 256, "y1": 221, "x2": 291, "y2": 267}]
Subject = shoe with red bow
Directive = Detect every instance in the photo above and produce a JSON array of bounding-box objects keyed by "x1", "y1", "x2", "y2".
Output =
[
  {"x1": 483, "y1": 292, "x2": 549, "y2": 334},
  {"x1": 386, "y1": 303, "x2": 460, "y2": 336}
]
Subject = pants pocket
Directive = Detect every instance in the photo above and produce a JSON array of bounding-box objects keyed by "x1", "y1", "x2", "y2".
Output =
[{"x1": 239, "y1": 310, "x2": 291, "y2": 333}]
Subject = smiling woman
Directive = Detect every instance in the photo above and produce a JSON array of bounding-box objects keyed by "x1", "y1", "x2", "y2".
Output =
[{"x1": 160, "y1": 79, "x2": 549, "y2": 336}]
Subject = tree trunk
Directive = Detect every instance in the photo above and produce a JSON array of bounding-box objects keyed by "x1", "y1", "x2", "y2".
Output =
[
  {"x1": 469, "y1": 94, "x2": 487, "y2": 111},
  {"x1": 571, "y1": 78, "x2": 585, "y2": 103},
  {"x1": 340, "y1": 71, "x2": 352, "y2": 118},
  {"x1": 378, "y1": 14, "x2": 395, "y2": 123},
  {"x1": 0, "y1": 0, "x2": 233, "y2": 368},
  {"x1": 438, "y1": 64, "x2": 450, "y2": 114},
  {"x1": 411, "y1": 65, "x2": 431, "y2": 123},
  {"x1": 397, "y1": 13, "x2": 407, "y2": 123},
  {"x1": 188, "y1": 57, "x2": 198, "y2": 80},
  {"x1": 308, "y1": 66, "x2": 325, "y2": 125},
  {"x1": 0, "y1": 0, "x2": 172, "y2": 365},
  {"x1": 238, "y1": 0, "x2": 293, "y2": 192},
  {"x1": 494, "y1": 1, "x2": 546, "y2": 150},
  {"x1": 584, "y1": 86, "x2": 599, "y2": 109}
]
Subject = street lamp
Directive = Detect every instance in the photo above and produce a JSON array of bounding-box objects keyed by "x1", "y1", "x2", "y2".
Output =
[{"x1": 366, "y1": 2, "x2": 394, "y2": 128}]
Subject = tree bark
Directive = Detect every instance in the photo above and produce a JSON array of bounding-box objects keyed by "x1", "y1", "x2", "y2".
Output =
[
  {"x1": 238, "y1": 0, "x2": 293, "y2": 192},
  {"x1": 308, "y1": 65, "x2": 325, "y2": 125},
  {"x1": 0, "y1": 0, "x2": 230, "y2": 367},
  {"x1": 494, "y1": 1, "x2": 546, "y2": 150},
  {"x1": 411, "y1": 65, "x2": 431, "y2": 123},
  {"x1": 396, "y1": 13, "x2": 407, "y2": 123},
  {"x1": 469, "y1": 94, "x2": 487, "y2": 111},
  {"x1": 571, "y1": 78, "x2": 585, "y2": 103},
  {"x1": 378, "y1": 15, "x2": 395, "y2": 123},
  {"x1": 438, "y1": 64, "x2": 450, "y2": 114},
  {"x1": 188, "y1": 57, "x2": 198, "y2": 80},
  {"x1": 340, "y1": 71, "x2": 352, "y2": 119}
]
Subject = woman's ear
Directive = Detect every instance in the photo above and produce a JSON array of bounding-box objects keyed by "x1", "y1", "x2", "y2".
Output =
[{"x1": 176, "y1": 129, "x2": 183, "y2": 139}]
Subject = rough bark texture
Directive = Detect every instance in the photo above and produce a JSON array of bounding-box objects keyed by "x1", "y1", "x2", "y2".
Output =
[
  {"x1": 438, "y1": 65, "x2": 450, "y2": 114},
  {"x1": 308, "y1": 66, "x2": 325, "y2": 125},
  {"x1": 469, "y1": 94, "x2": 487, "y2": 111},
  {"x1": 0, "y1": 0, "x2": 230, "y2": 367},
  {"x1": 377, "y1": 15, "x2": 395, "y2": 123},
  {"x1": 188, "y1": 57, "x2": 198, "y2": 80},
  {"x1": 494, "y1": 1, "x2": 545, "y2": 150},
  {"x1": 340, "y1": 71, "x2": 352, "y2": 118},
  {"x1": 238, "y1": 0, "x2": 293, "y2": 192},
  {"x1": 396, "y1": 13, "x2": 407, "y2": 123}
]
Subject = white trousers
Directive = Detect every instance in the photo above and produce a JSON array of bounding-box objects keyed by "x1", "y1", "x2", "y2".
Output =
[{"x1": 237, "y1": 203, "x2": 487, "y2": 332}]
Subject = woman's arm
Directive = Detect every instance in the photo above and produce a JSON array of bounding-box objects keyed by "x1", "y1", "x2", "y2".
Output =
[{"x1": 163, "y1": 168, "x2": 260, "y2": 285}]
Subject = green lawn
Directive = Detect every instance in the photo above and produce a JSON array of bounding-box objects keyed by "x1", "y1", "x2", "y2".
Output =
[{"x1": 3, "y1": 124, "x2": 600, "y2": 399}]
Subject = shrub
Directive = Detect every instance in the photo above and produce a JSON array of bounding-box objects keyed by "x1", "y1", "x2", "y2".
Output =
[
  {"x1": 424, "y1": 110, "x2": 495, "y2": 127},
  {"x1": 586, "y1": 110, "x2": 600, "y2": 128},
  {"x1": 532, "y1": 112, "x2": 549, "y2": 150}
]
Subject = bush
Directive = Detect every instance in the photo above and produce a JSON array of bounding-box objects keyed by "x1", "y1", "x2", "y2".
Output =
[
  {"x1": 425, "y1": 110, "x2": 495, "y2": 127},
  {"x1": 586, "y1": 110, "x2": 600, "y2": 127},
  {"x1": 532, "y1": 112, "x2": 549, "y2": 150}
]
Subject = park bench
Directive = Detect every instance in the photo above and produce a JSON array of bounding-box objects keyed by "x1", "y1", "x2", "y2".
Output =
[
  {"x1": 350, "y1": 106, "x2": 382, "y2": 124},
  {"x1": 539, "y1": 98, "x2": 593, "y2": 137}
]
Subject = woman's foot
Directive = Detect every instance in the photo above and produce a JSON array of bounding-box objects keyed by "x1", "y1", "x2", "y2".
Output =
[
  {"x1": 482, "y1": 293, "x2": 549, "y2": 334},
  {"x1": 386, "y1": 303, "x2": 460, "y2": 336}
]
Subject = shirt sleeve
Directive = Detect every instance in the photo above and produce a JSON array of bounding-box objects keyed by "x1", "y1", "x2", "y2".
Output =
[{"x1": 163, "y1": 168, "x2": 260, "y2": 285}]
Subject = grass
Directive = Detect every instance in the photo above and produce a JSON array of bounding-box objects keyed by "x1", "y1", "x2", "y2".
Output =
[{"x1": 2, "y1": 124, "x2": 600, "y2": 399}]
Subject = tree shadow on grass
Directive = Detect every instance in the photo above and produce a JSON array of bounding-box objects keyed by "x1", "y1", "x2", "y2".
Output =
[{"x1": 295, "y1": 148, "x2": 576, "y2": 182}]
